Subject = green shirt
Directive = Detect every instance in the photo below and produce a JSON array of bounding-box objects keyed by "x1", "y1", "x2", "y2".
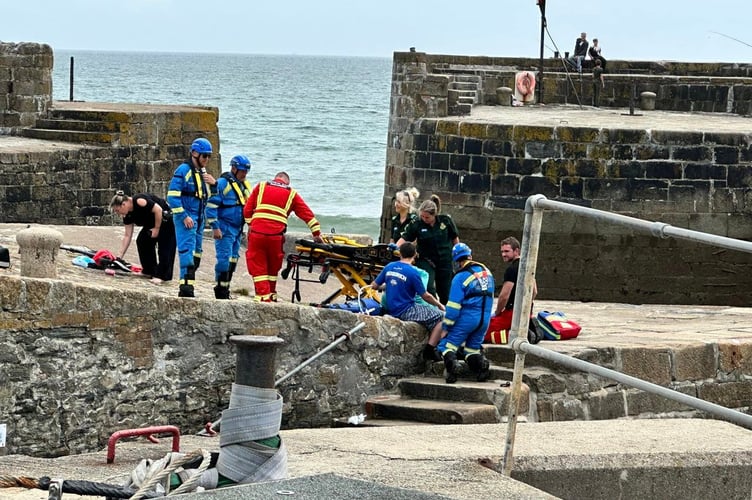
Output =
[{"x1": 402, "y1": 214, "x2": 459, "y2": 268}]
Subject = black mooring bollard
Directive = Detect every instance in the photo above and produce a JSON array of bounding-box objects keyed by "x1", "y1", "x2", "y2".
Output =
[{"x1": 229, "y1": 335, "x2": 284, "y2": 388}]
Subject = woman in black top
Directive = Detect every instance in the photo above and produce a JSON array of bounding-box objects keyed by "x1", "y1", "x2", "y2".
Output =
[
  {"x1": 110, "y1": 191, "x2": 176, "y2": 284},
  {"x1": 389, "y1": 187, "x2": 420, "y2": 243},
  {"x1": 397, "y1": 195, "x2": 460, "y2": 304}
]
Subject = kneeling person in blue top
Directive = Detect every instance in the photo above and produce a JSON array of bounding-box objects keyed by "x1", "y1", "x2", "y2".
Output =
[
  {"x1": 206, "y1": 155, "x2": 252, "y2": 299},
  {"x1": 370, "y1": 242, "x2": 446, "y2": 362},
  {"x1": 438, "y1": 243, "x2": 495, "y2": 383}
]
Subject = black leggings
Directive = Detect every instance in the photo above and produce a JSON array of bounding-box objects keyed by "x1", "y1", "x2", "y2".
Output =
[{"x1": 136, "y1": 220, "x2": 176, "y2": 281}]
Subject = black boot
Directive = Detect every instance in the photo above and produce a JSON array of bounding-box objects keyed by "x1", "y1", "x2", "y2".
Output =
[
  {"x1": 466, "y1": 353, "x2": 491, "y2": 382},
  {"x1": 422, "y1": 344, "x2": 442, "y2": 362},
  {"x1": 443, "y1": 351, "x2": 460, "y2": 384},
  {"x1": 178, "y1": 267, "x2": 196, "y2": 298},
  {"x1": 228, "y1": 261, "x2": 237, "y2": 283},
  {"x1": 193, "y1": 256, "x2": 201, "y2": 272},
  {"x1": 215, "y1": 271, "x2": 231, "y2": 299}
]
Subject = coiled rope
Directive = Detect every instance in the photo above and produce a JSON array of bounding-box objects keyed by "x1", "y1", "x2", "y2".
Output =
[
  {"x1": 0, "y1": 448, "x2": 211, "y2": 499},
  {"x1": 130, "y1": 448, "x2": 212, "y2": 499},
  {"x1": 0, "y1": 474, "x2": 160, "y2": 498}
]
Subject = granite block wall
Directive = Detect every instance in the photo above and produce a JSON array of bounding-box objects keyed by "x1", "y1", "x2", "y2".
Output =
[
  {"x1": 0, "y1": 42, "x2": 53, "y2": 131},
  {"x1": 0, "y1": 274, "x2": 426, "y2": 457},
  {"x1": 384, "y1": 51, "x2": 752, "y2": 305},
  {"x1": 0, "y1": 42, "x2": 221, "y2": 225}
]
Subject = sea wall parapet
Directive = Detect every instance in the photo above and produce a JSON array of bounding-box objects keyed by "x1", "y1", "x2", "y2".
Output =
[
  {"x1": 0, "y1": 42, "x2": 53, "y2": 131},
  {"x1": 0, "y1": 274, "x2": 426, "y2": 457},
  {"x1": 384, "y1": 51, "x2": 752, "y2": 305}
]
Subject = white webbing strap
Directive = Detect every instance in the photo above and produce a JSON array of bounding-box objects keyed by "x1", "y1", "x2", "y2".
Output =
[{"x1": 215, "y1": 383, "x2": 288, "y2": 483}]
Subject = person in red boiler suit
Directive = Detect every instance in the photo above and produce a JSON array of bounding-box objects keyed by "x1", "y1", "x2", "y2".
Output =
[{"x1": 243, "y1": 171, "x2": 323, "y2": 302}]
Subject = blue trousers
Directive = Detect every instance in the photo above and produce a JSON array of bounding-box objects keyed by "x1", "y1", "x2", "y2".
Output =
[
  {"x1": 214, "y1": 221, "x2": 243, "y2": 279},
  {"x1": 175, "y1": 213, "x2": 205, "y2": 279},
  {"x1": 438, "y1": 321, "x2": 487, "y2": 355}
]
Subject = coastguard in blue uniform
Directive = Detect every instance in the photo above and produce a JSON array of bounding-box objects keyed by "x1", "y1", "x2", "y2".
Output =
[
  {"x1": 167, "y1": 138, "x2": 217, "y2": 298},
  {"x1": 206, "y1": 155, "x2": 252, "y2": 299},
  {"x1": 438, "y1": 243, "x2": 495, "y2": 383}
]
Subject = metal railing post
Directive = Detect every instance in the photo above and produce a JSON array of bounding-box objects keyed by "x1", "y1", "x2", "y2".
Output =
[
  {"x1": 520, "y1": 341, "x2": 752, "y2": 429},
  {"x1": 501, "y1": 194, "x2": 546, "y2": 476},
  {"x1": 496, "y1": 194, "x2": 752, "y2": 477}
]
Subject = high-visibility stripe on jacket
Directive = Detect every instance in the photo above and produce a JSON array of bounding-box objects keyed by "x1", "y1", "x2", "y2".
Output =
[
  {"x1": 243, "y1": 179, "x2": 321, "y2": 237},
  {"x1": 443, "y1": 261, "x2": 495, "y2": 331},
  {"x1": 206, "y1": 172, "x2": 251, "y2": 228},
  {"x1": 167, "y1": 160, "x2": 211, "y2": 221}
]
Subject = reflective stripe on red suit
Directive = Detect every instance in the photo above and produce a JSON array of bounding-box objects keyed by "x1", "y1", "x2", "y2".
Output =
[{"x1": 243, "y1": 178, "x2": 321, "y2": 301}]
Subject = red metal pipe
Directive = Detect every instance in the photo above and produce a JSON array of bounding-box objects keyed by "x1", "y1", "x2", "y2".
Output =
[{"x1": 106, "y1": 425, "x2": 181, "y2": 464}]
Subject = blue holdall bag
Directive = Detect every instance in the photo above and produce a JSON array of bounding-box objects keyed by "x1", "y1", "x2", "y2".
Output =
[
  {"x1": 322, "y1": 298, "x2": 382, "y2": 316},
  {"x1": 536, "y1": 311, "x2": 581, "y2": 340}
]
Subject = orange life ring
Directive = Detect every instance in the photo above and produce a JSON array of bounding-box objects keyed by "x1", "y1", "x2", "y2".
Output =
[{"x1": 516, "y1": 71, "x2": 536, "y2": 98}]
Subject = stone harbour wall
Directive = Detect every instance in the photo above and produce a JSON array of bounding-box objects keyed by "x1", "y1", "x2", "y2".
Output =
[
  {"x1": 490, "y1": 341, "x2": 752, "y2": 423},
  {"x1": 0, "y1": 42, "x2": 52, "y2": 131},
  {"x1": 383, "y1": 51, "x2": 752, "y2": 306},
  {"x1": 0, "y1": 104, "x2": 221, "y2": 226},
  {"x1": 0, "y1": 274, "x2": 427, "y2": 457},
  {"x1": 0, "y1": 41, "x2": 221, "y2": 226},
  {"x1": 421, "y1": 53, "x2": 752, "y2": 114}
]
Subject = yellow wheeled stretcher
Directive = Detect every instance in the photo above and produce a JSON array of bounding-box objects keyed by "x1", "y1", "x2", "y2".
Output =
[{"x1": 280, "y1": 235, "x2": 398, "y2": 305}]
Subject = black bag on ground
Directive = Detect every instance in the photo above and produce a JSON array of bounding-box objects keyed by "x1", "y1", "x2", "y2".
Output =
[{"x1": 528, "y1": 316, "x2": 543, "y2": 344}]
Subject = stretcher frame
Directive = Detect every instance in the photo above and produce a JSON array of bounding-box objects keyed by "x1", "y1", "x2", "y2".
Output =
[{"x1": 281, "y1": 235, "x2": 397, "y2": 305}]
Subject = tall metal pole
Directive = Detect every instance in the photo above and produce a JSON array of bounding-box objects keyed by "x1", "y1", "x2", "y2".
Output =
[{"x1": 537, "y1": 1, "x2": 546, "y2": 104}]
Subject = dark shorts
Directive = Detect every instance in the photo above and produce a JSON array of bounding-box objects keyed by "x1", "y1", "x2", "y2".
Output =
[{"x1": 398, "y1": 303, "x2": 443, "y2": 330}]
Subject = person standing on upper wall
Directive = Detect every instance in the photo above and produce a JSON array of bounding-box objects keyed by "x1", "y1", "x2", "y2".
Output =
[
  {"x1": 206, "y1": 154, "x2": 252, "y2": 299},
  {"x1": 397, "y1": 194, "x2": 460, "y2": 305},
  {"x1": 389, "y1": 187, "x2": 420, "y2": 244},
  {"x1": 167, "y1": 137, "x2": 217, "y2": 298}
]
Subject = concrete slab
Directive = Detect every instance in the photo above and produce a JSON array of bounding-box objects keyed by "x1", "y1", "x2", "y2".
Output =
[
  {"x1": 453, "y1": 104, "x2": 752, "y2": 134},
  {"x1": 3, "y1": 224, "x2": 752, "y2": 498},
  {"x1": 2, "y1": 419, "x2": 751, "y2": 499}
]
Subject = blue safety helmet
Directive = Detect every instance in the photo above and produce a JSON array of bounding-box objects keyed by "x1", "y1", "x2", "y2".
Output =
[
  {"x1": 452, "y1": 242, "x2": 472, "y2": 262},
  {"x1": 230, "y1": 155, "x2": 252, "y2": 171},
  {"x1": 190, "y1": 138, "x2": 213, "y2": 154}
]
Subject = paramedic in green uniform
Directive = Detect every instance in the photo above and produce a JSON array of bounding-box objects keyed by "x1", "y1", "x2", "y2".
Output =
[{"x1": 397, "y1": 194, "x2": 459, "y2": 305}]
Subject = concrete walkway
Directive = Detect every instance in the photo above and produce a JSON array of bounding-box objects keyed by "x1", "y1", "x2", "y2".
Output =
[
  {"x1": 3, "y1": 223, "x2": 752, "y2": 497},
  {"x1": 459, "y1": 103, "x2": 752, "y2": 134},
  {"x1": 2, "y1": 419, "x2": 752, "y2": 499}
]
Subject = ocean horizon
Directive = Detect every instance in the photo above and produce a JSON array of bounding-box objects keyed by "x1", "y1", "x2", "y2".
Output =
[{"x1": 52, "y1": 50, "x2": 393, "y2": 240}]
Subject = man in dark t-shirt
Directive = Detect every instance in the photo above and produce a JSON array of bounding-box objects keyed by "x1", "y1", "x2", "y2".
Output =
[{"x1": 485, "y1": 236, "x2": 537, "y2": 342}]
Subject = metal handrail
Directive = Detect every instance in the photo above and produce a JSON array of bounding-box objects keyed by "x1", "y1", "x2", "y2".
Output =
[{"x1": 500, "y1": 194, "x2": 752, "y2": 476}]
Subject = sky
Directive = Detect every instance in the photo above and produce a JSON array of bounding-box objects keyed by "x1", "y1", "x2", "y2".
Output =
[{"x1": 2, "y1": 1, "x2": 751, "y2": 63}]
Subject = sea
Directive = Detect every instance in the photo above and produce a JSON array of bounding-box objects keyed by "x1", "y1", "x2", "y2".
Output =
[{"x1": 51, "y1": 51, "x2": 393, "y2": 240}]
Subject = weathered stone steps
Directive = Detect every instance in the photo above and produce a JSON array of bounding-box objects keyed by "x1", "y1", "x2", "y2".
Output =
[
  {"x1": 21, "y1": 127, "x2": 115, "y2": 144},
  {"x1": 365, "y1": 393, "x2": 500, "y2": 424},
  {"x1": 364, "y1": 366, "x2": 530, "y2": 426},
  {"x1": 35, "y1": 118, "x2": 120, "y2": 132}
]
